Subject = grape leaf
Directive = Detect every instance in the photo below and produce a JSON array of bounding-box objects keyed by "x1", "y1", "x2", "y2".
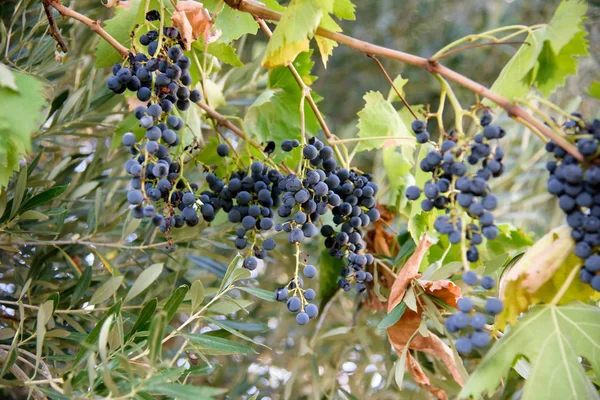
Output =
[
  {"x1": 0, "y1": 64, "x2": 18, "y2": 91},
  {"x1": 315, "y1": 14, "x2": 341, "y2": 67},
  {"x1": 498, "y1": 225, "x2": 599, "y2": 328},
  {"x1": 356, "y1": 91, "x2": 415, "y2": 153},
  {"x1": 262, "y1": 0, "x2": 326, "y2": 68},
  {"x1": 460, "y1": 303, "x2": 600, "y2": 400},
  {"x1": 214, "y1": 3, "x2": 258, "y2": 43},
  {"x1": 206, "y1": 42, "x2": 244, "y2": 67},
  {"x1": 588, "y1": 81, "x2": 600, "y2": 99},
  {"x1": 94, "y1": 0, "x2": 141, "y2": 68},
  {"x1": 333, "y1": 0, "x2": 356, "y2": 20},
  {"x1": 268, "y1": 51, "x2": 317, "y2": 94},
  {"x1": 0, "y1": 70, "x2": 46, "y2": 187},
  {"x1": 486, "y1": 0, "x2": 587, "y2": 102}
]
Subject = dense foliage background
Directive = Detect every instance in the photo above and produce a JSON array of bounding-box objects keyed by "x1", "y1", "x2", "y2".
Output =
[{"x1": 0, "y1": 0, "x2": 599, "y2": 399}]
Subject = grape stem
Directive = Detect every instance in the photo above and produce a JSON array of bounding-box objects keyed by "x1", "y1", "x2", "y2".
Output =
[
  {"x1": 367, "y1": 55, "x2": 419, "y2": 120},
  {"x1": 222, "y1": 0, "x2": 583, "y2": 162}
]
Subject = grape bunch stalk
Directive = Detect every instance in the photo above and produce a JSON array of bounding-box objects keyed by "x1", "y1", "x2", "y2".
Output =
[
  {"x1": 405, "y1": 111, "x2": 505, "y2": 263},
  {"x1": 545, "y1": 116, "x2": 600, "y2": 291}
]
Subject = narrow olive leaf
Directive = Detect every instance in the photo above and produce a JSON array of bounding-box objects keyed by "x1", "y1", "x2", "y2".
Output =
[
  {"x1": 394, "y1": 350, "x2": 408, "y2": 389},
  {"x1": 190, "y1": 280, "x2": 205, "y2": 312},
  {"x1": 16, "y1": 210, "x2": 48, "y2": 221},
  {"x1": 94, "y1": 249, "x2": 116, "y2": 275},
  {"x1": 148, "y1": 313, "x2": 165, "y2": 365},
  {"x1": 0, "y1": 190, "x2": 7, "y2": 218},
  {"x1": 10, "y1": 165, "x2": 27, "y2": 219},
  {"x1": 218, "y1": 254, "x2": 244, "y2": 292},
  {"x1": 184, "y1": 333, "x2": 257, "y2": 355},
  {"x1": 73, "y1": 301, "x2": 122, "y2": 366},
  {"x1": 127, "y1": 298, "x2": 157, "y2": 339},
  {"x1": 98, "y1": 317, "x2": 113, "y2": 361},
  {"x1": 206, "y1": 317, "x2": 269, "y2": 348},
  {"x1": 146, "y1": 383, "x2": 227, "y2": 399},
  {"x1": 403, "y1": 287, "x2": 418, "y2": 312},
  {"x1": 163, "y1": 285, "x2": 189, "y2": 323},
  {"x1": 56, "y1": 246, "x2": 82, "y2": 278},
  {"x1": 236, "y1": 286, "x2": 276, "y2": 302},
  {"x1": 0, "y1": 348, "x2": 17, "y2": 378},
  {"x1": 18, "y1": 184, "x2": 69, "y2": 213},
  {"x1": 378, "y1": 302, "x2": 407, "y2": 329},
  {"x1": 125, "y1": 263, "x2": 163, "y2": 303},
  {"x1": 36, "y1": 300, "x2": 54, "y2": 369},
  {"x1": 89, "y1": 276, "x2": 124, "y2": 305},
  {"x1": 70, "y1": 266, "x2": 92, "y2": 308},
  {"x1": 87, "y1": 352, "x2": 97, "y2": 390}
]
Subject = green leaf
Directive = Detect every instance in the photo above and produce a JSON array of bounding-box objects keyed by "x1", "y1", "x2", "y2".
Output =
[
  {"x1": 146, "y1": 383, "x2": 226, "y2": 399},
  {"x1": 218, "y1": 254, "x2": 244, "y2": 292},
  {"x1": 333, "y1": 0, "x2": 356, "y2": 20},
  {"x1": 112, "y1": 113, "x2": 145, "y2": 149},
  {"x1": 262, "y1": 0, "x2": 324, "y2": 68},
  {"x1": 10, "y1": 166, "x2": 27, "y2": 219},
  {"x1": 94, "y1": 0, "x2": 141, "y2": 67},
  {"x1": 73, "y1": 301, "x2": 121, "y2": 365},
  {"x1": 214, "y1": 4, "x2": 258, "y2": 44},
  {"x1": 89, "y1": 276, "x2": 124, "y2": 305},
  {"x1": 356, "y1": 91, "x2": 415, "y2": 152},
  {"x1": 184, "y1": 333, "x2": 257, "y2": 355},
  {"x1": 127, "y1": 298, "x2": 157, "y2": 339},
  {"x1": 125, "y1": 263, "x2": 163, "y2": 303},
  {"x1": 394, "y1": 351, "x2": 407, "y2": 389},
  {"x1": 460, "y1": 303, "x2": 600, "y2": 400},
  {"x1": 486, "y1": 0, "x2": 587, "y2": 102},
  {"x1": 190, "y1": 280, "x2": 206, "y2": 312},
  {"x1": 36, "y1": 300, "x2": 54, "y2": 369},
  {"x1": 588, "y1": 81, "x2": 600, "y2": 99},
  {"x1": 70, "y1": 266, "x2": 92, "y2": 308},
  {"x1": 16, "y1": 210, "x2": 48, "y2": 221},
  {"x1": 19, "y1": 184, "x2": 69, "y2": 214},
  {"x1": 163, "y1": 285, "x2": 189, "y2": 323},
  {"x1": 147, "y1": 313, "x2": 165, "y2": 365},
  {"x1": 0, "y1": 71, "x2": 46, "y2": 188},
  {"x1": 377, "y1": 302, "x2": 406, "y2": 329},
  {"x1": 318, "y1": 248, "x2": 345, "y2": 306},
  {"x1": 207, "y1": 42, "x2": 244, "y2": 67},
  {"x1": 237, "y1": 286, "x2": 276, "y2": 302},
  {"x1": 315, "y1": 13, "x2": 341, "y2": 67}
]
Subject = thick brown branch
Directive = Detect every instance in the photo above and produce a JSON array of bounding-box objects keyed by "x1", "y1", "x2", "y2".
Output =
[
  {"x1": 43, "y1": 0, "x2": 129, "y2": 57},
  {"x1": 223, "y1": 0, "x2": 583, "y2": 162}
]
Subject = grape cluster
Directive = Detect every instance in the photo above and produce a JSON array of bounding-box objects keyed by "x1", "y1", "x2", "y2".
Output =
[
  {"x1": 114, "y1": 17, "x2": 205, "y2": 235},
  {"x1": 405, "y1": 112, "x2": 505, "y2": 262},
  {"x1": 445, "y1": 271, "x2": 503, "y2": 354},
  {"x1": 197, "y1": 159, "x2": 283, "y2": 271},
  {"x1": 545, "y1": 116, "x2": 600, "y2": 291}
]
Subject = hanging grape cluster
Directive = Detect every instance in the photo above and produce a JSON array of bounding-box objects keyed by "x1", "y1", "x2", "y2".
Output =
[
  {"x1": 112, "y1": 14, "x2": 206, "y2": 236},
  {"x1": 445, "y1": 271, "x2": 503, "y2": 354},
  {"x1": 546, "y1": 116, "x2": 600, "y2": 291},
  {"x1": 405, "y1": 111, "x2": 505, "y2": 262}
]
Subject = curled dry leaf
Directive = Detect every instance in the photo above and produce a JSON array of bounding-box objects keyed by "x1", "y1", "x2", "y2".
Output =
[
  {"x1": 364, "y1": 204, "x2": 398, "y2": 310},
  {"x1": 385, "y1": 234, "x2": 464, "y2": 398},
  {"x1": 171, "y1": 1, "x2": 221, "y2": 51}
]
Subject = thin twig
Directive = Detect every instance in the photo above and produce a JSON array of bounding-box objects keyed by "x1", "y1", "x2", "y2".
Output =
[
  {"x1": 368, "y1": 55, "x2": 418, "y2": 120},
  {"x1": 222, "y1": 0, "x2": 583, "y2": 162},
  {"x1": 42, "y1": 1, "x2": 68, "y2": 52},
  {"x1": 434, "y1": 41, "x2": 529, "y2": 60},
  {"x1": 42, "y1": 0, "x2": 129, "y2": 57}
]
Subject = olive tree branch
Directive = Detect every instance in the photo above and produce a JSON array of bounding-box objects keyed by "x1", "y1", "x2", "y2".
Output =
[
  {"x1": 222, "y1": 0, "x2": 583, "y2": 162},
  {"x1": 42, "y1": 0, "x2": 129, "y2": 57}
]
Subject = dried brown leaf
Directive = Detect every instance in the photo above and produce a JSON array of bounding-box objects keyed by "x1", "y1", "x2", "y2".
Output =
[
  {"x1": 171, "y1": 1, "x2": 221, "y2": 51},
  {"x1": 385, "y1": 234, "x2": 464, "y2": 394},
  {"x1": 406, "y1": 353, "x2": 449, "y2": 400}
]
